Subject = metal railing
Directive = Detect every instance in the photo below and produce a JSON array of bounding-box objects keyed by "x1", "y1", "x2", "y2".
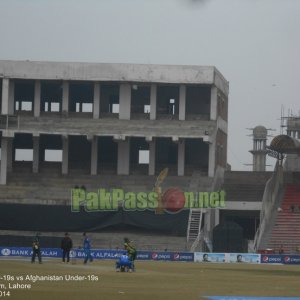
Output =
[{"x1": 189, "y1": 209, "x2": 204, "y2": 252}]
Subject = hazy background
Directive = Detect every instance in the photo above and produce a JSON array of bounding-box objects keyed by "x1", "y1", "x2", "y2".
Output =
[{"x1": 1, "y1": 0, "x2": 300, "y2": 170}]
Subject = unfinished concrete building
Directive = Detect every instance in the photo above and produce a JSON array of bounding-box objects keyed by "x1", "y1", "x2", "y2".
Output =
[
  {"x1": 0, "y1": 60, "x2": 229, "y2": 250},
  {"x1": 284, "y1": 116, "x2": 300, "y2": 171}
]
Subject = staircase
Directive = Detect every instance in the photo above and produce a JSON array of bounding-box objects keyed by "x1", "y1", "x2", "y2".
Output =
[
  {"x1": 186, "y1": 170, "x2": 213, "y2": 250},
  {"x1": 268, "y1": 184, "x2": 300, "y2": 253},
  {"x1": 187, "y1": 208, "x2": 205, "y2": 252},
  {"x1": 187, "y1": 209, "x2": 203, "y2": 242}
]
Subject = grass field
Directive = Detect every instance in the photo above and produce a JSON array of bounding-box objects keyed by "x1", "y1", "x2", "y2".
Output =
[{"x1": 0, "y1": 259, "x2": 300, "y2": 300}]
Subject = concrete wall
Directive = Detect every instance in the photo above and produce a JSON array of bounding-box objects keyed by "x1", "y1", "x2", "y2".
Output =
[
  {"x1": 284, "y1": 154, "x2": 300, "y2": 172},
  {"x1": 253, "y1": 162, "x2": 285, "y2": 250},
  {"x1": 215, "y1": 129, "x2": 227, "y2": 169},
  {"x1": 0, "y1": 61, "x2": 229, "y2": 96}
]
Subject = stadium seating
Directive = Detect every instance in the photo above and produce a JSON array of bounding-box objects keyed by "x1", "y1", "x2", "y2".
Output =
[
  {"x1": 268, "y1": 184, "x2": 300, "y2": 254},
  {"x1": 0, "y1": 230, "x2": 187, "y2": 251},
  {"x1": 0, "y1": 169, "x2": 213, "y2": 251},
  {"x1": 222, "y1": 171, "x2": 272, "y2": 202}
]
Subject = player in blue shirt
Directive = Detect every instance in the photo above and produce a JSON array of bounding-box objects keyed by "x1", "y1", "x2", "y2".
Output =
[
  {"x1": 83, "y1": 232, "x2": 93, "y2": 264},
  {"x1": 116, "y1": 252, "x2": 133, "y2": 272}
]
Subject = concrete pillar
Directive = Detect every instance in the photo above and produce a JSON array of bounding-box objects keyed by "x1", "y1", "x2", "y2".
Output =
[
  {"x1": 79, "y1": 102, "x2": 82, "y2": 113},
  {"x1": 210, "y1": 86, "x2": 218, "y2": 121},
  {"x1": 62, "y1": 135, "x2": 69, "y2": 175},
  {"x1": 8, "y1": 80, "x2": 14, "y2": 115},
  {"x1": 117, "y1": 139, "x2": 130, "y2": 175},
  {"x1": 91, "y1": 136, "x2": 98, "y2": 175},
  {"x1": 179, "y1": 85, "x2": 186, "y2": 121},
  {"x1": 148, "y1": 139, "x2": 156, "y2": 176},
  {"x1": 1, "y1": 78, "x2": 9, "y2": 115},
  {"x1": 119, "y1": 83, "x2": 131, "y2": 120},
  {"x1": 208, "y1": 141, "x2": 216, "y2": 177},
  {"x1": 205, "y1": 209, "x2": 211, "y2": 233},
  {"x1": 7, "y1": 138, "x2": 13, "y2": 172},
  {"x1": 0, "y1": 137, "x2": 9, "y2": 185},
  {"x1": 34, "y1": 80, "x2": 41, "y2": 117},
  {"x1": 150, "y1": 84, "x2": 157, "y2": 120},
  {"x1": 177, "y1": 138, "x2": 185, "y2": 176},
  {"x1": 62, "y1": 81, "x2": 69, "y2": 113},
  {"x1": 215, "y1": 208, "x2": 220, "y2": 227},
  {"x1": 32, "y1": 135, "x2": 40, "y2": 173},
  {"x1": 93, "y1": 82, "x2": 100, "y2": 119},
  {"x1": 253, "y1": 153, "x2": 266, "y2": 172}
]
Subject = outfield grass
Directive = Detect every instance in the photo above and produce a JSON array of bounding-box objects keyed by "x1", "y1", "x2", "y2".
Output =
[{"x1": 0, "y1": 259, "x2": 300, "y2": 300}]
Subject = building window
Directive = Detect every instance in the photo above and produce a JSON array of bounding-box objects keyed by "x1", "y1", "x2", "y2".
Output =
[
  {"x1": 15, "y1": 101, "x2": 33, "y2": 111},
  {"x1": 112, "y1": 104, "x2": 119, "y2": 114},
  {"x1": 51, "y1": 102, "x2": 60, "y2": 112},
  {"x1": 169, "y1": 99, "x2": 175, "y2": 115},
  {"x1": 144, "y1": 105, "x2": 150, "y2": 113},
  {"x1": 44, "y1": 149, "x2": 63, "y2": 162},
  {"x1": 139, "y1": 150, "x2": 150, "y2": 164},
  {"x1": 82, "y1": 103, "x2": 93, "y2": 113},
  {"x1": 15, "y1": 149, "x2": 33, "y2": 161}
]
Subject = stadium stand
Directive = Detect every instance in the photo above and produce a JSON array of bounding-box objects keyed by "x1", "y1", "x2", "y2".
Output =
[{"x1": 268, "y1": 184, "x2": 300, "y2": 254}]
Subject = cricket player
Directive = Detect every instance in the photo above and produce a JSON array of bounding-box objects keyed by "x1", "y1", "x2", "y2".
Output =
[
  {"x1": 124, "y1": 237, "x2": 137, "y2": 270},
  {"x1": 83, "y1": 232, "x2": 93, "y2": 264},
  {"x1": 31, "y1": 234, "x2": 42, "y2": 264},
  {"x1": 61, "y1": 232, "x2": 73, "y2": 263},
  {"x1": 116, "y1": 252, "x2": 133, "y2": 272}
]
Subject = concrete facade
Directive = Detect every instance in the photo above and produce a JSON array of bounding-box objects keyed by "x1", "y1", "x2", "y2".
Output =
[
  {"x1": 0, "y1": 61, "x2": 229, "y2": 94},
  {"x1": 1, "y1": 78, "x2": 9, "y2": 115},
  {"x1": 0, "y1": 60, "x2": 229, "y2": 184}
]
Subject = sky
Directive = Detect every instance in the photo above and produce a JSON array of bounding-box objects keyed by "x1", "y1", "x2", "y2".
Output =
[{"x1": 0, "y1": 0, "x2": 300, "y2": 170}]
